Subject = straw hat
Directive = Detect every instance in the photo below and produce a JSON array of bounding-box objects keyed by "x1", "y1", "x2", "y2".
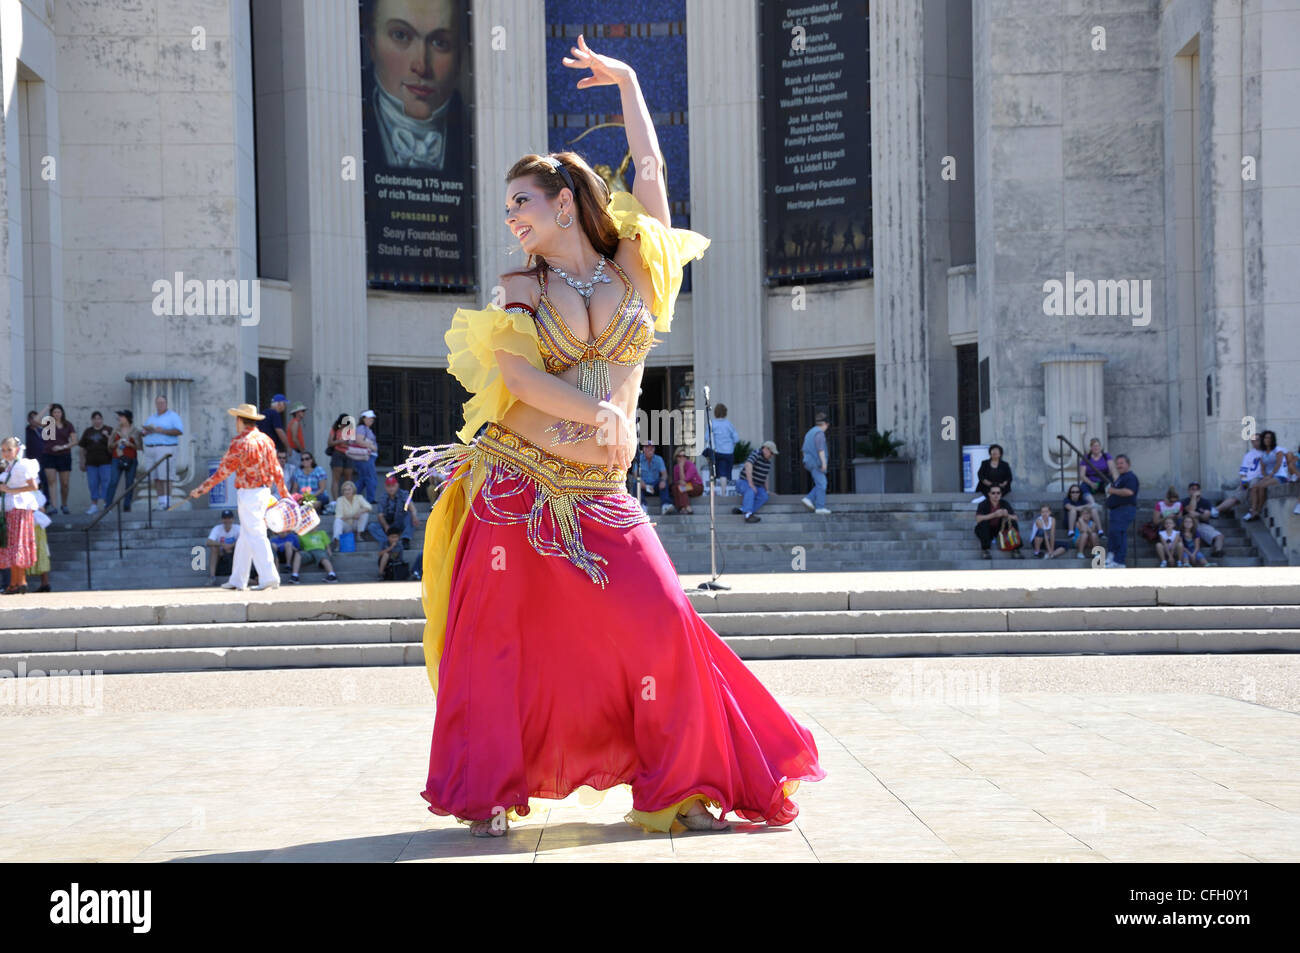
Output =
[{"x1": 226, "y1": 403, "x2": 265, "y2": 420}]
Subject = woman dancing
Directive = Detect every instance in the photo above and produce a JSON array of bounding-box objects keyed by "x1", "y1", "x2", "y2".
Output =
[{"x1": 395, "y1": 35, "x2": 825, "y2": 837}]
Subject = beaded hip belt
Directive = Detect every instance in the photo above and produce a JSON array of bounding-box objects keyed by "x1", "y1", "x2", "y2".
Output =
[{"x1": 393, "y1": 421, "x2": 648, "y2": 586}]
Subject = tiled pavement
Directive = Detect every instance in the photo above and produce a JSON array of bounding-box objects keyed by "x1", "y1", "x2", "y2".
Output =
[{"x1": 1, "y1": 658, "x2": 1298, "y2": 862}]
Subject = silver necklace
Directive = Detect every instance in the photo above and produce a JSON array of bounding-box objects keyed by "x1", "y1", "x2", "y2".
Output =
[{"x1": 548, "y1": 256, "x2": 611, "y2": 300}]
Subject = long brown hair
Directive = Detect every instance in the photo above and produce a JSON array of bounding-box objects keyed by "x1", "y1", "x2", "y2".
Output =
[{"x1": 501, "y1": 152, "x2": 621, "y2": 280}]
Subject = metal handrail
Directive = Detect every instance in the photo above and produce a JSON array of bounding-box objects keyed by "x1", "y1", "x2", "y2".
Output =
[
  {"x1": 82, "y1": 453, "x2": 174, "y2": 589},
  {"x1": 1054, "y1": 433, "x2": 1090, "y2": 493}
]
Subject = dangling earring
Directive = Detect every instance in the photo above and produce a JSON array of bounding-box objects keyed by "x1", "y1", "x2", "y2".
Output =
[{"x1": 556, "y1": 206, "x2": 574, "y2": 228}]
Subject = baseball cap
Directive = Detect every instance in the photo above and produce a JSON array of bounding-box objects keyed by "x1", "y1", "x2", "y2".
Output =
[
  {"x1": 761, "y1": 440, "x2": 779, "y2": 454},
  {"x1": 221, "y1": 509, "x2": 234, "y2": 518},
  {"x1": 385, "y1": 475, "x2": 398, "y2": 485},
  {"x1": 272, "y1": 393, "x2": 287, "y2": 404},
  {"x1": 360, "y1": 409, "x2": 376, "y2": 419}
]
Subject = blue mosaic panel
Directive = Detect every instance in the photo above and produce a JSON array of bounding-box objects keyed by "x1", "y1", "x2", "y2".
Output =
[{"x1": 544, "y1": 0, "x2": 692, "y2": 225}]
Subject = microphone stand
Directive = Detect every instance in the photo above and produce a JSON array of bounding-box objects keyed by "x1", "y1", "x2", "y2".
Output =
[{"x1": 695, "y1": 384, "x2": 729, "y2": 591}]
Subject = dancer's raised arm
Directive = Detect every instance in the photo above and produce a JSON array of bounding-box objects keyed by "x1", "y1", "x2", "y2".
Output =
[{"x1": 563, "y1": 33, "x2": 670, "y2": 227}]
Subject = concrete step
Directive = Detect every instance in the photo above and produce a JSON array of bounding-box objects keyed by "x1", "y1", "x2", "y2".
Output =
[{"x1": 5, "y1": 627, "x2": 1297, "y2": 675}]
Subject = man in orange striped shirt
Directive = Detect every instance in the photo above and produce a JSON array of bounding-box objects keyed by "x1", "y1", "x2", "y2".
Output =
[{"x1": 191, "y1": 403, "x2": 288, "y2": 591}]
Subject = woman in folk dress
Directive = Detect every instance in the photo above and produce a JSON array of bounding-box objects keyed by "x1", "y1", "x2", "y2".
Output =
[{"x1": 395, "y1": 36, "x2": 824, "y2": 837}]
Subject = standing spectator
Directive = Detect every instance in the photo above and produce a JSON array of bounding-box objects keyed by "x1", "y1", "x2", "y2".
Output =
[
  {"x1": 40, "y1": 403, "x2": 76, "y2": 515},
  {"x1": 0, "y1": 436, "x2": 42, "y2": 594},
  {"x1": 331, "y1": 480, "x2": 372, "y2": 552},
  {"x1": 1062, "y1": 483, "x2": 1101, "y2": 537},
  {"x1": 1077, "y1": 438, "x2": 1112, "y2": 507},
  {"x1": 368, "y1": 474, "x2": 421, "y2": 547},
  {"x1": 24, "y1": 411, "x2": 48, "y2": 505},
  {"x1": 141, "y1": 394, "x2": 184, "y2": 511},
  {"x1": 104, "y1": 410, "x2": 143, "y2": 512},
  {"x1": 1214, "y1": 434, "x2": 1261, "y2": 518},
  {"x1": 188, "y1": 403, "x2": 287, "y2": 591},
  {"x1": 1029, "y1": 504, "x2": 1066, "y2": 558},
  {"x1": 328, "y1": 413, "x2": 355, "y2": 501},
  {"x1": 1155, "y1": 515, "x2": 1182, "y2": 567},
  {"x1": 289, "y1": 522, "x2": 338, "y2": 583},
  {"x1": 1073, "y1": 507, "x2": 1101, "y2": 559},
  {"x1": 288, "y1": 451, "x2": 330, "y2": 506},
  {"x1": 635, "y1": 441, "x2": 673, "y2": 514},
  {"x1": 669, "y1": 450, "x2": 703, "y2": 514},
  {"x1": 706, "y1": 402, "x2": 739, "y2": 496},
  {"x1": 733, "y1": 440, "x2": 777, "y2": 523},
  {"x1": 1180, "y1": 515, "x2": 1208, "y2": 567},
  {"x1": 1245, "y1": 429, "x2": 1287, "y2": 521},
  {"x1": 354, "y1": 410, "x2": 380, "y2": 503},
  {"x1": 286, "y1": 402, "x2": 309, "y2": 468},
  {"x1": 973, "y1": 485, "x2": 1022, "y2": 559},
  {"x1": 78, "y1": 411, "x2": 114, "y2": 515},
  {"x1": 800, "y1": 412, "x2": 831, "y2": 515},
  {"x1": 258, "y1": 394, "x2": 290, "y2": 454},
  {"x1": 1181, "y1": 481, "x2": 1224, "y2": 557},
  {"x1": 30, "y1": 490, "x2": 52, "y2": 592},
  {"x1": 1103, "y1": 454, "x2": 1140, "y2": 567},
  {"x1": 204, "y1": 509, "x2": 241, "y2": 586},
  {"x1": 976, "y1": 443, "x2": 1013, "y2": 500}
]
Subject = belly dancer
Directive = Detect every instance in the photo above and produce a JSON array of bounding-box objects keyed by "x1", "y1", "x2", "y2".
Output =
[{"x1": 394, "y1": 34, "x2": 825, "y2": 837}]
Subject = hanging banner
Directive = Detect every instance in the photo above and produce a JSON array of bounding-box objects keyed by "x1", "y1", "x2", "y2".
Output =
[
  {"x1": 760, "y1": 0, "x2": 872, "y2": 285},
  {"x1": 360, "y1": 0, "x2": 475, "y2": 291}
]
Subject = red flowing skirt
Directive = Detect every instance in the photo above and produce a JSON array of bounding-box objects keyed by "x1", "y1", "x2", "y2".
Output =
[{"x1": 420, "y1": 461, "x2": 826, "y2": 827}]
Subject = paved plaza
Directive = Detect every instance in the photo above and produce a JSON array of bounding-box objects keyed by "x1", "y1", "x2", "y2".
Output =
[{"x1": 2, "y1": 655, "x2": 1298, "y2": 862}]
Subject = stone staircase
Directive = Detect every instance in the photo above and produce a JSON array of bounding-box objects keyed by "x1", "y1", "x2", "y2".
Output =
[
  {"x1": 31, "y1": 489, "x2": 1270, "y2": 592},
  {"x1": 2, "y1": 569, "x2": 1297, "y2": 675}
]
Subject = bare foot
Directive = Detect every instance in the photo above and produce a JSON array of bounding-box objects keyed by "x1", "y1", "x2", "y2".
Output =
[
  {"x1": 469, "y1": 816, "x2": 509, "y2": 837},
  {"x1": 677, "y1": 801, "x2": 729, "y2": 831}
]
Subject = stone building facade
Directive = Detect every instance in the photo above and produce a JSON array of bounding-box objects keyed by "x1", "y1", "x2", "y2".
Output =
[{"x1": 2, "y1": 0, "x2": 1296, "y2": 523}]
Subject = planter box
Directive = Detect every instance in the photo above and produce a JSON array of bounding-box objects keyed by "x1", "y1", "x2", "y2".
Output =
[{"x1": 852, "y1": 457, "x2": 913, "y2": 493}]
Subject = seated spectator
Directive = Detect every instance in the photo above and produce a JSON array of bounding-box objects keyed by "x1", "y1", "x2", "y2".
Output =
[
  {"x1": 1182, "y1": 481, "x2": 1224, "y2": 557},
  {"x1": 670, "y1": 449, "x2": 703, "y2": 514},
  {"x1": 287, "y1": 451, "x2": 330, "y2": 505},
  {"x1": 368, "y1": 474, "x2": 421, "y2": 548},
  {"x1": 976, "y1": 443, "x2": 1012, "y2": 500},
  {"x1": 1152, "y1": 486, "x2": 1183, "y2": 531},
  {"x1": 1029, "y1": 504, "x2": 1066, "y2": 559},
  {"x1": 1077, "y1": 438, "x2": 1112, "y2": 505},
  {"x1": 1062, "y1": 483, "x2": 1103, "y2": 537},
  {"x1": 1155, "y1": 515, "x2": 1183, "y2": 567},
  {"x1": 331, "y1": 480, "x2": 371, "y2": 551},
  {"x1": 1073, "y1": 508, "x2": 1101, "y2": 559},
  {"x1": 635, "y1": 441, "x2": 673, "y2": 514},
  {"x1": 1180, "y1": 515, "x2": 1208, "y2": 567},
  {"x1": 732, "y1": 441, "x2": 778, "y2": 523},
  {"x1": 290, "y1": 524, "x2": 338, "y2": 583},
  {"x1": 1215, "y1": 434, "x2": 1260, "y2": 518},
  {"x1": 1245, "y1": 429, "x2": 1288, "y2": 520},
  {"x1": 973, "y1": 485, "x2": 1022, "y2": 559},
  {"x1": 378, "y1": 527, "x2": 410, "y2": 580},
  {"x1": 205, "y1": 510, "x2": 240, "y2": 586},
  {"x1": 269, "y1": 529, "x2": 299, "y2": 570}
]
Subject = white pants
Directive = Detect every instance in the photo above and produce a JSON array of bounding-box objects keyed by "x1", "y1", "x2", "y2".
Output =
[
  {"x1": 333, "y1": 513, "x2": 369, "y2": 538},
  {"x1": 230, "y1": 486, "x2": 279, "y2": 588}
]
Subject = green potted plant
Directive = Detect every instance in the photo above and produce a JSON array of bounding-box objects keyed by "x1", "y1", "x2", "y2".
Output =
[
  {"x1": 852, "y1": 429, "x2": 913, "y2": 493},
  {"x1": 730, "y1": 439, "x2": 752, "y2": 482}
]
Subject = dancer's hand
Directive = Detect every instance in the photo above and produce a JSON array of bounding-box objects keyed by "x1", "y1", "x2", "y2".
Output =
[
  {"x1": 595, "y1": 400, "x2": 635, "y2": 471},
  {"x1": 563, "y1": 33, "x2": 634, "y2": 88}
]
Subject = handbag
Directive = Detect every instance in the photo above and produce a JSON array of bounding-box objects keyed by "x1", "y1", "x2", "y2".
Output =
[
  {"x1": 1140, "y1": 522, "x2": 1159, "y2": 542},
  {"x1": 345, "y1": 444, "x2": 371, "y2": 461},
  {"x1": 996, "y1": 521, "x2": 1021, "y2": 551}
]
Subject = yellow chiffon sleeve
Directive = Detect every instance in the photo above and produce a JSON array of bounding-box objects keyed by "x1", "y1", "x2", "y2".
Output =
[
  {"x1": 606, "y1": 190, "x2": 710, "y2": 334},
  {"x1": 444, "y1": 303, "x2": 546, "y2": 444}
]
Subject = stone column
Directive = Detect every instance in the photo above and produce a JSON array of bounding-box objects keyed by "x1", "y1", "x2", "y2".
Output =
[
  {"x1": 279, "y1": 0, "x2": 370, "y2": 449},
  {"x1": 686, "y1": 0, "x2": 767, "y2": 450},
  {"x1": 870, "y1": 0, "x2": 962, "y2": 492}
]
